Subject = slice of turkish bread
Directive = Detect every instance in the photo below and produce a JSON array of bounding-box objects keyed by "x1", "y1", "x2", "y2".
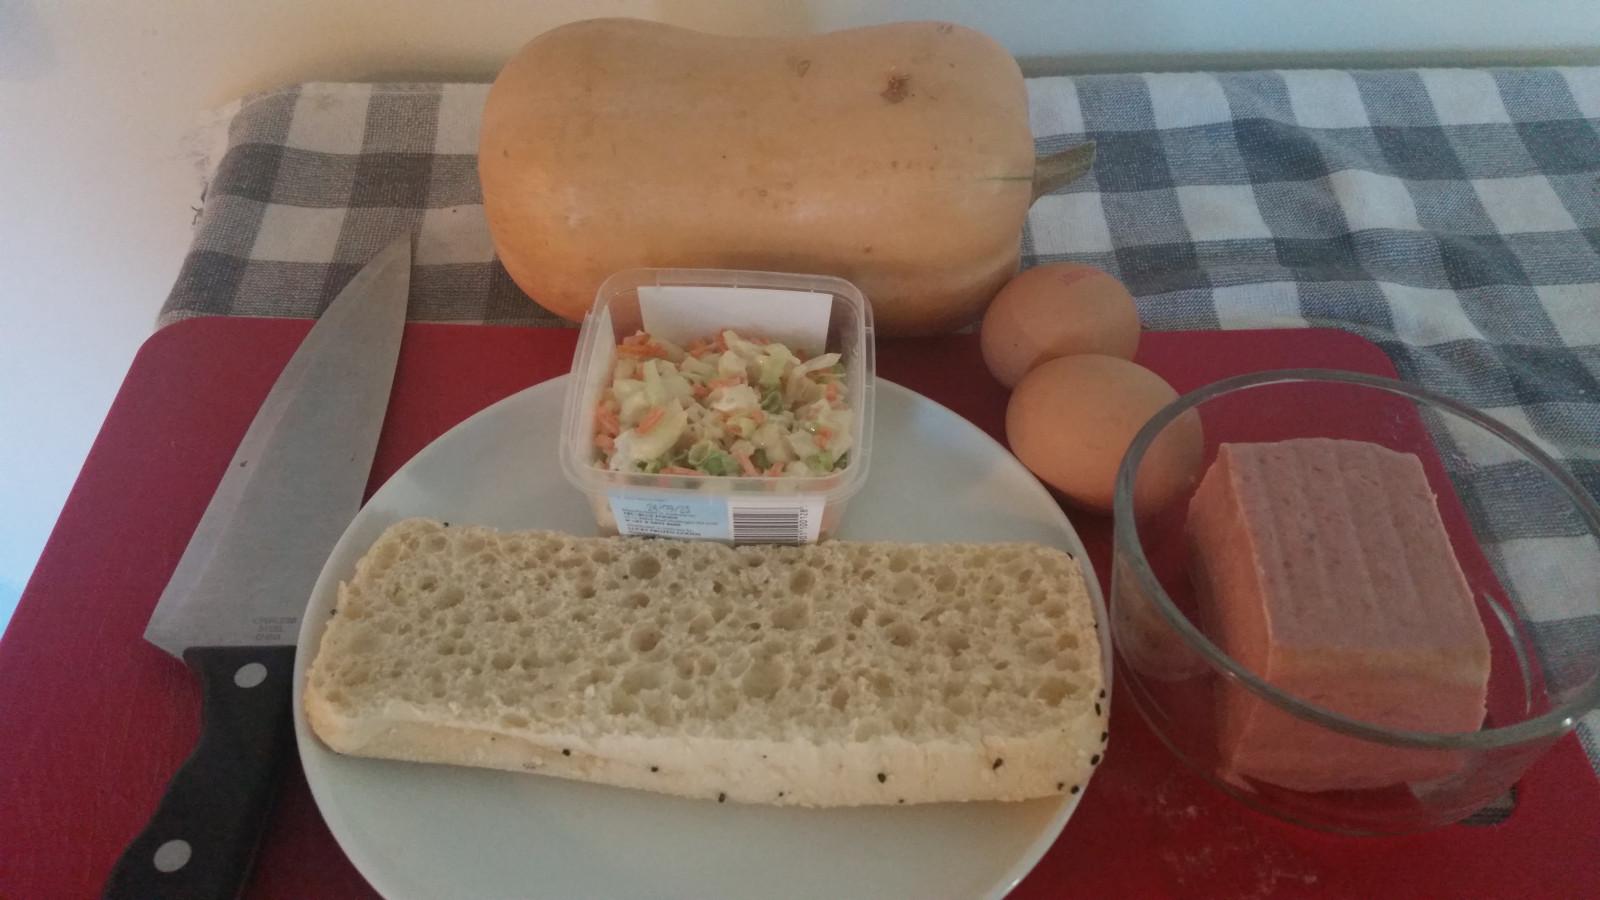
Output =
[{"x1": 304, "y1": 518, "x2": 1106, "y2": 806}]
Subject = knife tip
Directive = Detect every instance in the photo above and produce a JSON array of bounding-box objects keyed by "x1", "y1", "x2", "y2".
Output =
[{"x1": 379, "y1": 235, "x2": 413, "y2": 264}]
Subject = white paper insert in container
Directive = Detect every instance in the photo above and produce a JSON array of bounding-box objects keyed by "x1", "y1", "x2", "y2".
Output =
[
  {"x1": 638, "y1": 285, "x2": 832, "y2": 353},
  {"x1": 560, "y1": 268, "x2": 875, "y2": 544}
]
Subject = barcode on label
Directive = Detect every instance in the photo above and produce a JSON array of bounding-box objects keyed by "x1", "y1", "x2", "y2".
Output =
[{"x1": 730, "y1": 506, "x2": 808, "y2": 544}]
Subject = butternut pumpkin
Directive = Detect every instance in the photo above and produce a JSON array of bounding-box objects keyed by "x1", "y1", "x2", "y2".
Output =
[{"x1": 479, "y1": 18, "x2": 1093, "y2": 335}]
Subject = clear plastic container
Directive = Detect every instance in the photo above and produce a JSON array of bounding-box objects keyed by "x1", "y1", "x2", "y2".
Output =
[{"x1": 560, "y1": 268, "x2": 875, "y2": 543}]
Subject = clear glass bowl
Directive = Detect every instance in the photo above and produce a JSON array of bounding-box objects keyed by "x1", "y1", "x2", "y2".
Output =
[{"x1": 1110, "y1": 369, "x2": 1600, "y2": 834}]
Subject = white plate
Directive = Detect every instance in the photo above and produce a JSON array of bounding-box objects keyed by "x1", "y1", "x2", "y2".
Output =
[{"x1": 293, "y1": 377, "x2": 1111, "y2": 900}]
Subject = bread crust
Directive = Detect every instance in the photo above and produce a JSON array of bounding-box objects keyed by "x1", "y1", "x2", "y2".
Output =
[{"x1": 305, "y1": 519, "x2": 1106, "y2": 806}]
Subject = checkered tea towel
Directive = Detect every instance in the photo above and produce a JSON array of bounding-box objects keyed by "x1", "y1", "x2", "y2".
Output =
[{"x1": 162, "y1": 71, "x2": 1600, "y2": 778}]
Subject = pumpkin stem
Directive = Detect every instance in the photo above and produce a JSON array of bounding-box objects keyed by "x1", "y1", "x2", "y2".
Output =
[{"x1": 1030, "y1": 142, "x2": 1096, "y2": 201}]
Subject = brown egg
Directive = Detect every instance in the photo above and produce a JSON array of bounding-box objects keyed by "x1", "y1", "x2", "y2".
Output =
[
  {"x1": 1006, "y1": 355, "x2": 1203, "y2": 516},
  {"x1": 981, "y1": 263, "x2": 1140, "y2": 388}
]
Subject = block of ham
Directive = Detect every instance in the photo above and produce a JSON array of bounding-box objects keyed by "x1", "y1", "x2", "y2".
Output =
[{"x1": 1185, "y1": 438, "x2": 1491, "y2": 793}]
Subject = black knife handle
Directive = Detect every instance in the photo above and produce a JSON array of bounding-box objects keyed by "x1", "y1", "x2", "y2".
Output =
[{"x1": 104, "y1": 645, "x2": 296, "y2": 900}]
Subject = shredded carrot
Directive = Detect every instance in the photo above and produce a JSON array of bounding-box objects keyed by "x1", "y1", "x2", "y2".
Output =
[
  {"x1": 733, "y1": 450, "x2": 759, "y2": 476},
  {"x1": 814, "y1": 427, "x2": 833, "y2": 449},
  {"x1": 707, "y1": 376, "x2": 743, "y2": 390},
  {"x1": 692, "y1": 382, "x2": 711, "y2": 399},
  {"x1": 596, "y1": 406, "x2": 621, "y2": 437},
  {"x1": 750, "y1": 410, "x2": 766, "y2": 425},
  {"x1": 765, "y1": 463, "x2": 786, "y2": 476},
  {"x1": 825, "y1": 382, "x2": 840, "y2": 403},
  {"x1": 620, "y1": 332, "x2": 668, "y2": 356},
  {"x1": 617, "y1": 342, "x2": 667, "y2": 359},
  {"x1": 661, "y1": 465, "x2": 699, "y2": 476},
  {"x1": 635, "y1": 407, "x2": 666, "y2": 435},
  {"x1": 594, "y1": 433, "x2": 615, "y2": 453}
]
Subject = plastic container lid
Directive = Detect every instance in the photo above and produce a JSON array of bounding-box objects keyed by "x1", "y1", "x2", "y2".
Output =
[{"x1": 559, "y1": 267, "x2": 875, "y2": 543}]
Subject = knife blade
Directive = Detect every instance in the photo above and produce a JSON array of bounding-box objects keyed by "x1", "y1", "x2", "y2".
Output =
[{"x1": 104, "y1": 237, "x2": 412, "y2": 900}]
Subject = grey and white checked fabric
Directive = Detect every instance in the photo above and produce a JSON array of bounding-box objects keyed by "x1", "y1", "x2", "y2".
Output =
[
  {"x1": 161, "y1": 72, "x2": 1600, "y2": 785},
  {"x1": 164, "y1": 83, "x2": 552, "y2": 326}
]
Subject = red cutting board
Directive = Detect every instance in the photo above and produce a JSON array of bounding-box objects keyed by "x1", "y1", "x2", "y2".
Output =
[{"x1": 3, "y1": 320, "x2": 1598, "y2": 900}]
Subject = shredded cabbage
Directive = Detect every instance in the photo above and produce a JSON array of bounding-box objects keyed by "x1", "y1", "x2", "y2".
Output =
[{"x1": 593, "y1": 329, "x2": 853, "y2": 477}]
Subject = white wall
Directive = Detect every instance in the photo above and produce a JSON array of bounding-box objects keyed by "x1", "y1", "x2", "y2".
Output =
[{"x1": 2, "y1": 0, "x2": 1596, "y2": 627}]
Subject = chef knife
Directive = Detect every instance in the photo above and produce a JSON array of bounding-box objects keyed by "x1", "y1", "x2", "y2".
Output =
[{"x1": 104, "y1": 237, "x2": 412, "y2": 900}]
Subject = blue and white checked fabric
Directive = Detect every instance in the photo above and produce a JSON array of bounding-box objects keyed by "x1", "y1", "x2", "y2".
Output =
[{"x1": 162, "y1": 71, "x2": 1600, "y2": 787}]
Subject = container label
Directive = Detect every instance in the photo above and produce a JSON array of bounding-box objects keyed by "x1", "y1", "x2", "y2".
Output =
[
  {"x1": 608, "y1": 494, "x2": 824, "y2": 544},
  {"x1": 610, "y1": 495, "x2": 731, "y2": 540},
  {"x1": 728, "y1": 496, "x2": 824, "y2": 544}
]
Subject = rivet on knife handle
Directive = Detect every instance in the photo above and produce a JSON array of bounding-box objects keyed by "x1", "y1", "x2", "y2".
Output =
[{"x1": 103, "y1": 645, "x2": 296, "y2": 900}]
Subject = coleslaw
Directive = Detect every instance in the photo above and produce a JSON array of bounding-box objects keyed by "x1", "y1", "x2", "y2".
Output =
[{"x1": 593, "y1": 329, "x2": 853, "y2": 477}]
